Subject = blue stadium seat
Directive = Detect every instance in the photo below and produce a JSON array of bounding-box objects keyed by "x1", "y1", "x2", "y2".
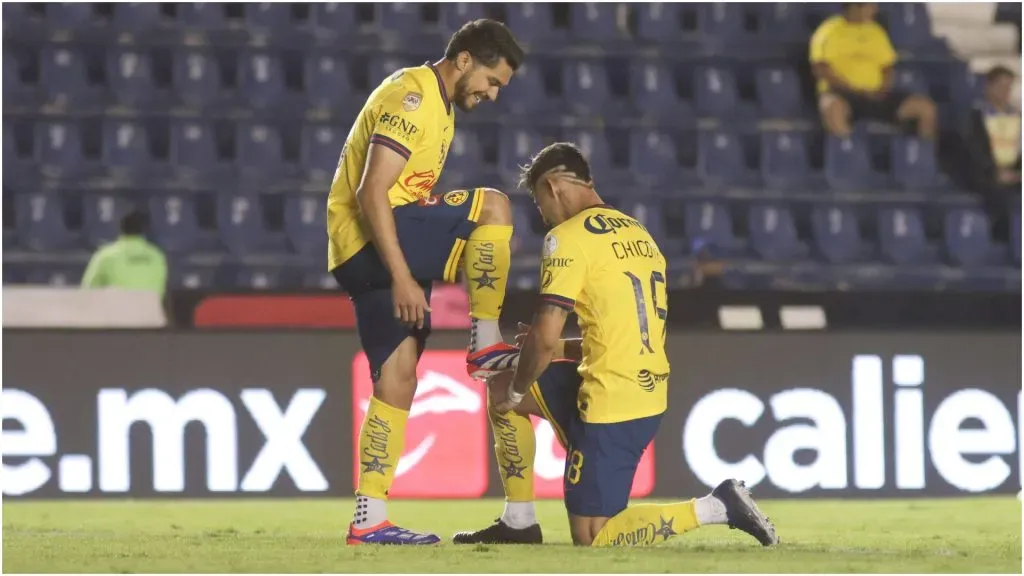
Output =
[
  {"x1": 761, "y1": 130, "x2": 811, "y2": 190},
  {"x1": 82, "y1": 192, "x2": 133, "y2": 248},
  {"x1": 503, "y1": 4, "x2": 557, "y2": 47},
  {"x1": 697, "y1": 130, "x2": 757, "y2": 188},
  {"x1": 499, "y1": 61, "x2": 548, "y2": 115},
  {"x1": 882, "y1": 3, "x2": 934, "y2": 50},
  {"x1": 236, "y1": 123, "x2": 285, "y2": 175},
  {"x1": 300, "y1": 123, "x2": 343, "y2": 179},
  {"x1": 631, "y1": 61, "x2": 691, "y2": 122},
  {"x1": 34, "y1": 120, "x2": 85, "y2": 174},
  {"x1": 301, "y1": 267, "x2": 339, "y2": 290},
  {"x1": 511, "y1": 198, "x2": 544, "y2": 256},
  {"x1": 103, "y1": 119, "x2": 153, "y2": 173},
  {"x1": 565, "y1": 129, "x2": 613, "y2": 181},
  {"x1": 15, "y1": 192, "x2": 77, "y2": 251},
  {"x1": 149, "y1": 193, "x2": 214, "y2": 253},
  {"x1": 439, "y1": 4, "x2": 486, "y2": 36},
  {"x1": 26, "y1": 264, "x2": 84, "y2": 287},
  {"x1": 699, "y1": 3, "x2": 745, "y2": 38},
  {"x1": 756, "y1": 66, "x2": 802, "y2": 118},
  {"x1": 630, "y1": 130, "x2": 679, "y2": 187},
  {"x1": 636, "y1": 3, "x2": 687, "y2": 43},
  {"x1": 893, "y1": 65, "x2": 929, "y2": 95},
  {"x1": 623, "y1": 199, "x2": 685, "y2": 255},
  {"x1": 443, "y1": 128, "x2": 485, "y2": 188},
  {"x1": 245, "y1": 3, "x2": 291, "y2": 34},
  {"x1": 108, "y1": 48, "x2": 157, "y2": 106},
  {"x1": 891, "y1": 136, "x2": 940, "y2": 190},
  {"x1": 944, "y1": 208, "x2": 1008, "y2": 267},
  {"x1": 748, "y1": 204, "x2": 809, "y2": 262},
  {"x1": 877, "y1": 207, "x2": 939, "y2": 265},
  {"x1": 41, "y1": 46, "x2": 89, "y2": 104},
  {"x1": 173, "y1": 50, "x2": 221, "y2": 107},
  {"x1": 179, "y1": 3, "x2": 226, "y2": 29},
  {"x1": 112, "y1": 3, "x2": 163, "y2": 31},
  {"x1": 368, "y1": 55, "x2": 418, "y2": 87},
  {"x1": 499, "y1": 129, "x2": 545, "y2": 185},
  {"x1": 825, "y1": 134, "x2": 879, "y2": 191},
  {"x1": 569, "y1": 3, "x2": 621, "y2": 43},
  {"x1": 236, "y1": 266, "x2": 297, "y2": 290},
  {"x1": 562, "y1": 59, "x2": 613, "y2": 116},
  {"x1": 811, "y1": 204, "x2": 872, "y2": 264},
  {"x1": 306, "y1": 53, "x2": 351, "y2": 111},
  {"x1": 3, "y1": 3, "x2": 35, "y2": 31},
  {"x1": 758, "y1": 3, "x2": 807, "y2": 42},
  {"x1": 696, "y1": 66, "x2": 739, "y2": 118},
  {"x1": 171, "y1": 262, "x2": 222, "y2": 290},
  {"x1": 1013, "y1": 212, "x2": 1022, "y2": 266},
  {"x1": 376, "y1": 3, "x2": 423, "y2": 35},
  {"x1": 46, "y1": 3, "x2": 94, "y2": 28},
  {"x1": 239, "y1": 51, "x2": 286, "y2": 108},
  {"x1": 311, "y1": 3, "x2": 356, "y2": 36},
  {"x1": 4, "y1": 50, "x2": 36, "y2": 107},
  {"x1": 284, "y1": 193, "x2": 327, "y2": 256},
  {"x1": 172, "y1": 120, "x2": 222, "y2": 177},
  {"x1": 684, "y1": 200, "x2": 745, "y2": 257},
  {"x1": 3, "y1": 188, "x2": 16, "y2": 248},
  {"x1": 217, "y1": 193, "x2": 288, "y2": 255}
]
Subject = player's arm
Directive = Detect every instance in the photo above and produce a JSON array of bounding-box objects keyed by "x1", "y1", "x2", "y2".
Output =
[
  {"x1": 513, "y1": 322, "x2": 581, "y2": 360},
  {"x1": 510, "y1": 303, "x2": 569, "y2": 397},
  {"x1": 356, "y1": 143, "x2": 414, "y2": 283}
]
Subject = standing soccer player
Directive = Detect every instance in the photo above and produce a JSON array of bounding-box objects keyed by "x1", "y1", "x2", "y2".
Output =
[
  {"x1": 454, "y1": 143, "x2": 779, "y2": 547},
  {"x1": 330, "y1": 20, "x2": 524, "y2": 545}
]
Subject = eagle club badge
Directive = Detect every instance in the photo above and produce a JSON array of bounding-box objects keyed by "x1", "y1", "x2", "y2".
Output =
[
  {"x1": 402, "y1": 92, "x2": 422, "y2": 112},
  {"x1": 443, "y1": 190, "x2": 468, "y2": 206}
]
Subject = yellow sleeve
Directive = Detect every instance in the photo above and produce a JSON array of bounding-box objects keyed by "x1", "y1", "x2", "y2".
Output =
[
  {"x1": 809, "y1": 18, "x2": 835, "y2": 63},
  {"x1": 873, "y1": 23, "x2": 898, "y2": 68},
  {"x1": 538, "y1": 229, "x2": 587, "y2": 311},
  {"x1": 368, "y1": 82, "x2": 430, "y2": 160},
  {"x1": 80, "y1": 251, "x2": 106, "y2": 288}
]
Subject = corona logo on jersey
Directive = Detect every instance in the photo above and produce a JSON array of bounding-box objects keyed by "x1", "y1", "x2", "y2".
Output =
[
  {"x1": 531, "y1": 417, "x2": 656, "y2": 498},
  {"x1": 352, "y1": 351, "x2": 488, "y2": 498},
  {"x1": 582, "y1": 213, "x2": 645, "y2": 235}
]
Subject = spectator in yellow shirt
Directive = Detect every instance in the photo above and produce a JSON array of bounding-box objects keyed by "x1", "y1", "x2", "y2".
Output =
[{"x1": 810, "y1": 3, "x2": 937, "y2": 140}]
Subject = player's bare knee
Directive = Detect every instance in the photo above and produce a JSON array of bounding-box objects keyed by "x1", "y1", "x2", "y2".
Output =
[{"x1": 477, "y1": 188, "x2": 512, "y2": 226}]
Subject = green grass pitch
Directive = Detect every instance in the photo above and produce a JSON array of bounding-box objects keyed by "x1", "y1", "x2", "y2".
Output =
[{"x1": 3, "y1": 497, "x2": 1020, "y2": 573}]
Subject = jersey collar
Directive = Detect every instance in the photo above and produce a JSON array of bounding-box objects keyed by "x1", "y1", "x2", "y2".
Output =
[{"x1": 426, "y1": 61, "x2": 452, "y2": 115}]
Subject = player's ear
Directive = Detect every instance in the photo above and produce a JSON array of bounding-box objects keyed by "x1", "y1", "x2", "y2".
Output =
[{"x1": 456, "y1": 51, "x2": 472, "y2": 73}]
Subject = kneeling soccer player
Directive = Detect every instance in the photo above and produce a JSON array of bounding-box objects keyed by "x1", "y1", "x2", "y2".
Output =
[{"x1": 453, "y1": 142, "x2": 779, "y2": 547}]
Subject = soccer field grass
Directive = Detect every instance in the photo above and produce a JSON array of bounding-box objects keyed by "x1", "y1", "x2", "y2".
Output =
[{"x1": 3, "y1": 497, "x2": 1020, "y2": 573}]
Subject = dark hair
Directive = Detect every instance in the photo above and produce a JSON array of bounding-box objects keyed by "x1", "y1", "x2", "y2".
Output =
[
  {"x1": 986, "y1": 65, "x2": 1015, "y2": 84},
  {"x1": 518, "y1": 142, "x2": 592, "y2": 192},
  {"x1": 445, "y1": 19, "x2": 524, "y2": 71},
  {"x1": 120, "y1": 209, "x2": 149, "y2": 236}
]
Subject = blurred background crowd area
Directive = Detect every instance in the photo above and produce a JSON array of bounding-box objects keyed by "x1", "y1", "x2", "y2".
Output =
[{"x1": 2, "y1": 2, "x2": 1022, "y2": 293}]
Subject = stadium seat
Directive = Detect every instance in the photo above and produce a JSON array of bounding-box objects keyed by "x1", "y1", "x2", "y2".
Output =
[
  {"x1": 562, "y1": 59, "x2": 613, "y2": 116},
  {"x1": 171, "y1": 261, "x2": 222, "y2": 290},
  {"x1": 148, "y1": 193, "x2": 214, "y2": 253},
  {"x1": 503, "y1": 3, "x2": 557, "y2": 47},
  {"x1": 944, "y1": 208, "x2": 1008, "y2": 267},
  {"x1": 102, "y1": 119, "x2": 154, "y2": 173},
  {"x1": 882, "y1": 3, "x2": 935, "y2": 50},
  {"x1": 173, "y1": 50, "x2": 221, "y2": 107},
  {"x1": 112, "y1": 3, "x2": 163, "y2": 31},
  {"x1": 761, "y1": 130, "x2": 811, "y2": 190},
  {"x1": 26, "y1": 264, "x2": 84, "y2": 287},
  {"x1": 439, "y1": 4, "x2": 486, "y2": 36},
  {"x1": 623, "y1": 199, "x2": 685, "y2": 256},
  {"x1": 376, "y1": 3, "x2": 423, "y2": 36},
  {"x1": 15, "y1": 192, "x2": 78, "y2": 251},
  {"x1": 565, "y1": 129, "x2": 613, "y2": 181},
  {"x1": 236, "y1": 266, "x2": 297, "y2": 290},
  {"x1": 284, "y1": 193, "x2": 327, "y2": 256},
  {"x1": 368, "y1": 55, "x2": 419, "y2": 87},
  {"x1": 239, "y1": 51, "x2": 286, "y2": 108},
  {"x1": 217, "y1": 193, "x2": 288, "y2": 255},
  {"x1": 41, "y1": 46, "x2": 89, "y2": 104},
  {"x1": 172, "y1": 120, "x2": 223, "y2": 178},
  {"x1": 1013, "y1": 212, "x2": 1022, "y2": 266},
  {"x1": 300, "y1": 123, "x2": 344, "y2": 179},
  {"x1": 245, "y1": 3, "x2": 292, "y2": 34},
  {"x1": 699, "y1": 3, "x2": 745, "y2": 38},
  {"x1": 311, "y1": 3, "x2": 356, "y2": 36},
  {"x1": 569, "y1": 3, "x2": 621, "y2": 43},
  {"x1": 695, "y1": 66, "x2": 739, "y2": 118},
  {"x1": 179, "y1": 3, "x2": 226, "y2": 30},
  {"x1": 499, "y1": 129, "x2": 545, "y2": 185},
  {"x1": 46, "y1": 3, "x2": 94, "y2": 28},
  {"x1": 630, "y1": 130, "x2": 680, "y2": 187},
  {"x1": 684, "y1": 200, "x2": 745, "y2": 257},
  {"x1": 748, "y1": 204, "x2": 809, "y2": 262},
  {"x1": 825, "y1": 134, "x2": 880, "y2": 191},
  {"x1": 3, "y1": 188, "x2": 16, "y2": 248},
  {"x1": 636, "y1": 3, "x2": 687, "y2": 43},
  {"x1": 34, "y1": 120, "x2": 85, "y2": 174},
  {"x1": 301, "y1": 267, "x2": 339, "y2": 290},
  {"x1": 306, "y1": 53, "x2": 351, "y2": 111},
  {"x1": 877, "y1": 207, "x2": 939, "y2": 265},
  {"x1": 511, "y1": 198, "x2": 544, "y2": 256},
  {"x1": 4, "y1": 50, "x2": 37, "y2": 107},
  {"x1": 443, "y1": 128, "x2": 485, "y2": 187},
  {"x1": 82, "y1": 192, "x2": 133, "y2": 248},
  {"x1": 631, "y1": 60, "x2": 691, "y2": 122},
  {"x1": 757, "y1": 3, "x2": 807, "y2": 42},
  {"x1": 498, "y1": 61, "x2": 549, "y2": 115},
  {"x1": 892, "y1": 65, "x2": 929, "y2": 95},
  {"x1": 756, "y1": 66, "x2": 802, "y2": 118},
  {"x1": 812, "y1": 204, "x2": 873, "y2": 264},
  {"x1": 236, "y1": 123, "x2": 286, "y2": 176},
  {"x1": 108, "y1": 48, "x2": 157, "y2": 106},
  {"x1": 891, "y1": 136, "x2": 940, "y2": 190},
  {"x1": 697, "y1": 130, "x2": 758, "y2": 188}
]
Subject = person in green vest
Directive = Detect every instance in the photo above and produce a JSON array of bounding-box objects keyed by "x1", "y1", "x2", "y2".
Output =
[{"x1": 81, "y1": 209, "x2": 168, "y2": 297}]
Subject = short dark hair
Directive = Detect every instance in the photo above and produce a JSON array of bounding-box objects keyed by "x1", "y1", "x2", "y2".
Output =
[
  {"x1": 518, "y1": 142, "x2": 592, "y2": 192},
  {"x1": 445, "y1": 19, "x2": 524, "y2": 71},
  {"x1": 986, "y1": 65, "x2": 1015, "y2": 84},
  {"x1": 120, "y1": 209, "x2": 149, "y2": 235}
]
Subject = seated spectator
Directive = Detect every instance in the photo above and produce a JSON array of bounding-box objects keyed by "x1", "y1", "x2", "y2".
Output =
[
  {"x1": 81, "y1": 209, "x2": 168, "y2": 297},
  {"x1": 810, "y1": 3, "x2": 937, "y2": 140},
  {"x1": 961, "y1": 65, "x2": 1021, "y2": 241}
]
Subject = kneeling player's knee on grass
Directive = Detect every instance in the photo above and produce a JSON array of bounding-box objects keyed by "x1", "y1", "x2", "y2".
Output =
[
  {"x1": 569, "y1": 516, "x2": 605, "y2": 546},
  {"x1": 478, "y1": 188, "x2": 512, "y2": 226}
]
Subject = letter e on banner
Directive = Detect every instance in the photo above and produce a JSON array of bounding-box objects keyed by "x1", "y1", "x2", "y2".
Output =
[
  {"x1": 352, "y1": 351, "x2": 488, "y2": 498},
  {"x1": 531, "y1": 416, "x2": 655, "y2": 498}
]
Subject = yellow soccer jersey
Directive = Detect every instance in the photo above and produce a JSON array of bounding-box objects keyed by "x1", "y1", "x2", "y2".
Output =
[
  {"x1": 539, "y1": 205, "x2": 670, "y2": 424},
  {"x1": 810, "y1": 15, "x2": 897, "y2": 93},
  {"x1": 327, "y1": 63, "x2": 455, "y2": 270}
]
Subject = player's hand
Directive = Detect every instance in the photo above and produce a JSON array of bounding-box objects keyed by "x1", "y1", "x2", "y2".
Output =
[
  {"x1": 513, "y1": 322, "x2": 531, "y2": 347},
  {"x1": 490, "y1": 380, "x2": 524, "y2": 415},
  {"x1": 392, "y1": 275, "x2": 431, "y2": 330}
]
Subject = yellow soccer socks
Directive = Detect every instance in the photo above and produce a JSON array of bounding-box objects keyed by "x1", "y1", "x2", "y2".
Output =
[
  {"x1": 592, "y1": 501, "x2": 702, "y2": 547},
  {"x1": 353, "y1": 396, "x2": 408, "y2": 528},
  {"x1": 463, "y1": 224, "x2": 513, "y2": 351},
  {"x1": 490, "y1": 407, "x2": 538, "y2": 528}
]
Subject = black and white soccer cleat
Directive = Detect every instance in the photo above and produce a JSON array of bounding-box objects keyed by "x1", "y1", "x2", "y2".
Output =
[
  {"x1": 711, "y1": 479, "x2": 779, "y2": 547},
  {"x1": 452, "y1": 518, "x2": 543, "y2": 545}
]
